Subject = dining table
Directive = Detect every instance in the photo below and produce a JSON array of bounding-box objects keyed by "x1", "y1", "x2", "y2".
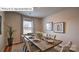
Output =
[{"x1": 25, "y1": 35, "x2": 62, "y2": 51}]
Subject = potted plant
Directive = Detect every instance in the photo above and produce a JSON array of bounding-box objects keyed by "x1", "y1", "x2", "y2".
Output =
[
  {"x1": 7, "y1": 26, "x2": 15, "y2": 46},
  {"x1": 36, "y1": 32, "x2": 43, "y2": 40}
]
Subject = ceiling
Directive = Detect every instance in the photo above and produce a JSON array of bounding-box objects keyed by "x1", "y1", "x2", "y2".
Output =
[{"x1": 17, "y1": 7, "x2": 67, "y2": 18}]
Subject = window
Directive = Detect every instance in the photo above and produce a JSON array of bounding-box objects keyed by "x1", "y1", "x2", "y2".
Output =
[{"x1": 23, "y1": 20, "x2": 33, "y2": 34}]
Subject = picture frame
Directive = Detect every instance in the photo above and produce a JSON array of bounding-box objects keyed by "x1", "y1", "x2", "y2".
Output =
[
  {"x1": 53, "y1": 22, "x2": 65, "y2": 33},
  {"x1": 0, "y1": 16, "x2": 2, "y2": 34},
  {"x1": 46, "y1": 22, "x2": 53, "y2": 31}
]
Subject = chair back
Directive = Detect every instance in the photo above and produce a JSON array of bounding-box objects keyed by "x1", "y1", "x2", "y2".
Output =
[
  {"x1": 60, "y1": 41, "x2": 72, "y2": 52},
  {"x1": 65, "y1": 41, "x2": 72, "y2": 48},
  {"x1": 24, "y1": 37, "x2": 32, "y2": 52},
  {"x1": 21, "y1": 35, "x2": 25, "y2": 42}
]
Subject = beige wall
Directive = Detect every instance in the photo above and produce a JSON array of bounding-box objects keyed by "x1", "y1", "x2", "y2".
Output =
[
  {"x1": 34, "y1": 18, "x2": 43, "y2": 32},
  {"x1": 43, "y1": 8, "x2": 79, "y2": 51},
  {"x1": 0, "y1": 11, "x2": 5, "y2": 51},
  {"x1": 4, "y1": 12, "x2": 22, "y2": 44}
]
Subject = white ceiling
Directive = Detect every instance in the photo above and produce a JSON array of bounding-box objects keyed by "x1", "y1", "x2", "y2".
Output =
[{"x1": 18, "y1": 7, "x2": 67, "y2": 18}]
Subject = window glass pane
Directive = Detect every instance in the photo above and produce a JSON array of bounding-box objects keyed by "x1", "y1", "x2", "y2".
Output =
[
  {"x1": 23, "y1": 21, "x2": 32, "y2": 27},
  {"x1": 23, "y1": 20, "x2": 33, "y2": 34}
]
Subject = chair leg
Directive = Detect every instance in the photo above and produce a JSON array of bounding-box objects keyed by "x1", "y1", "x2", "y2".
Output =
[
  {"x1": 23, "y1": 44, "x2": 25, "y2": 51},
  {"x1": 24, "y1": 47, "x2": 27, "y2": 52},
  {"x1": 23, "y1": 44, "x2": 27, "y2": 52}
]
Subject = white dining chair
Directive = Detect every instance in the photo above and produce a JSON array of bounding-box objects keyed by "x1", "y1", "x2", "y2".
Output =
[
  {"x1": 60, "y1": 46, "x2": 71, "y2": 52},
  {"x1": 21, "y1": 35, "x2": 27, "y2": 51},
  {"x1": 24, "y1": 37, "x2": 40, "y2": 52},
  {"x1": 55, "y1": 41, "x2": 72, "y2": 52},
  {"x1": 60, "y1": 41, "x2": 72, "y2": 52}
]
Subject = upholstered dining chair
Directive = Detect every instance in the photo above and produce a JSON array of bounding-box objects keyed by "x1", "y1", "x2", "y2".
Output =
[
  {"x1": 21, "y1": 35, "x2": 27, "y2": 51},
  {"x1": 55, "y1": 41, "x2": 72, "y2": 52}
]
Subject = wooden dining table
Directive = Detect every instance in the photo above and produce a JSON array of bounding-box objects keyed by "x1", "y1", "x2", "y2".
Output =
[{"x1": 25, "y1": 35, "x2": 62, "y2": 51}]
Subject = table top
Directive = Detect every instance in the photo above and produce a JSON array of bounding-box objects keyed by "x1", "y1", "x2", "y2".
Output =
[{"x1": 26, "y1": 36, "x2": 62, "y2": 51}]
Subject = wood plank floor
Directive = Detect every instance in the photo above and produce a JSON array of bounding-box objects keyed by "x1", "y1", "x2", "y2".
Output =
[{"x1": 4, "y1": 42, "x2": 23, "y2": 52}]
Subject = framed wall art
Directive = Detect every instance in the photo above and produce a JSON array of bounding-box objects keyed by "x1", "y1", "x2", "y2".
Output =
[
  {"x1": 54, "y1": 22, "x2": 65, "y2": 33},
  {"x1": 46, "y1": 22, "x2": 53, "y2": 31}
]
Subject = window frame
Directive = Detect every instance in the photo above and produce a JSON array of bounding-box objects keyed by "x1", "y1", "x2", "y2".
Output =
[{"x1": 23, "y1": 20, "x2": 34, "y2": 34}]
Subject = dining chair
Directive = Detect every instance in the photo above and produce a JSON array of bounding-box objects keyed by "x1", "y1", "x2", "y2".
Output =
[
  {"x1": 62, "y1": 41, "x2": 72, "y2": 52},
  {"x1": 23, "y1": 37, "x2": 40, "y2": 52},
  {"x1": 21, "y1": 35, "x2": 27, "y2": 52},
  {"x1": 21, "y1": 34, "x2": 32, "y2": 51},
  {"x1": 55, "y1": 41, "x2": 72, "y2": 52}
]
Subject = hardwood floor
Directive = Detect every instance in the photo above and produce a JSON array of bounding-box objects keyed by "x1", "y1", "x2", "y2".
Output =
[
  {"x1": 4, "y1": 42, "x2": 23, "y2": 52},
  {"x1": 4, "y1": 46, "x2": 12, "y2": 52}
]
